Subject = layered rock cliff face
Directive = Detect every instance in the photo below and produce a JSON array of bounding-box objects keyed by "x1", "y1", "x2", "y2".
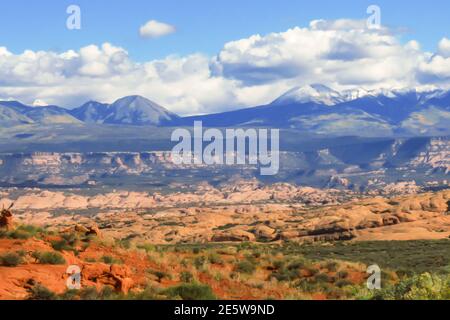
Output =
[{"x1": 0, "y1": 137, "x2": 448, "y2": 190}]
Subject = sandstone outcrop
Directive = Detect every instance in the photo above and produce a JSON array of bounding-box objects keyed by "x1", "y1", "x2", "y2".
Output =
[
  {"x1": 211, "y1": 229, "x2": 256, "y2": 242},
  {"x1": 82, "y1": 263, "x2": 134, "y2": 294},
  {"x1": 252, "y1": 225, "x2": 279, "y2": 241},
  {"x1": 4, "y1": 187, "x2": 450, "y2": 244},
  {"x1": 66, "y1": 224, "x2": 102, "y2": 238}
]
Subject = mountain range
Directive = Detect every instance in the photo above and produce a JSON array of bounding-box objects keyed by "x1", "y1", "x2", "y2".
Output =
[
  {"x1": 1, "y1": 85, "x2": 450, "y2": 137},
  {"x1": 178, "y1": 85, "x2": 450, "y2": 136}
]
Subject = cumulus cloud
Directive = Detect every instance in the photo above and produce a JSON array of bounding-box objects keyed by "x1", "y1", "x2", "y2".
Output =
[
  {"x1": 438, "y1": 37, "x2": 450, "y2": 57},
  {"x1": 0, "y1": 43, "x2": 242, "y2": 115},
  {"x1": 212, "y1": 19, "x2": 424, "y2": 90},
  {"x1": 139, "y1": 20, "x2": 176, "y2": 39},
  {"x1": 418, "y1": 55, "x2": 450, "y2": 83},
  {"x1": 1, "y1": 19, "x2": 450, "y2": 115}
]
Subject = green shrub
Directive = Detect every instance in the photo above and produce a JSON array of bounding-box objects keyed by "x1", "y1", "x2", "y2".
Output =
[
  {"x1": 60, "y1": 286, "x2": 118, "y2": 300},
  {"x1": 396, "y1": 269, "x2": 414, "y2": 278},
  {"x1": 100, "y1": 255, "x2": 114, "y2": 264},
  {"x1": 7, "y1": 229, "x2": 32, "y2": 240},
  {"x1": 149, "y1": 270, "x2": 169, "y2": 283},
  {"x1": 33, "y1": 251, "x2": 66, "y2": 265},
  {"x1": 79, "y1": 287, "x2": 100, "y2": 300},
  {"x1": 99, "y1": 286, "x2": 116, "y2": 299},
  {"x1": 321, "y1": 284, "x2": 346, "y2": 299},
  {"x1": 373, "y1": 273, "x2": 450, "y2": 300},
  {"x1": 337, "y1": 270, "x2": 349, "y2": 279},
  {"x1": 2, "y1": 225, "x2": 45, "y2": 240},
  {"x1": 193, "y1": 256, "x2": 206, "y2": 270},
  {"x1": 323, "y1": 261, "x2": 339, "y2": 272},
  {"x1": 0, "y1": 252, "x2": 23, "y2": 267},
  {"x1": 16, "y1": 250, "x2": 26, "y2": 257},
  {"x1": 100, "y1": 255, "x2": 122, "y2": 265},
  {"x1": 20, "y1": 225, "x2": 44, "y2": 235},
  {"x1": 28, "y1": 285, "x2": 57, "y2": 300},
  {"x1": 164, "y1": 283, "x2": 216, "y2": 300},
  {"x1": 304, "y1": 267, "x2": 319, "y2": 276},
  {"x1": 59, "y1": 289, "x2": 80, "y2": 300},
  {"x1": 50, "y1": 240, "x2": 71, "y2": 251},
  {"x1": 335, "y1": 279, "x2": 353, "y2": 288},
  {"x1": 117, "y1": 239, "x2": 131, "y2": 249},
  {"x1": 236, "y1": 260, "x2": 256, "y2": 274},
  {"x1": 180, "y1": 271, "x2": 194, "y2": 283},
  {"x1": 295, "y1": 278, "x2": 319, "y2": 293},
  {"x1": 137, "y1": 243, "x2": 156, "y2": 253},
  {"x1": 208, "y1": 253, "x2": 223, "y2": 265},
  {"x1": 287, "y1": 259, "x2": 306, "y2": 270},
  {"x1": 272, "y1": 259, "x2": 285, "y2": 270},
  {"x1": 128, "y1": 286, "x2": 160, "y2": 300},
  {"x1": 315, "y1": 273, "x2": 331, "y2": 283},
  {"x1": 51, "y1": 233, "x2": 79, "y2": 252}
]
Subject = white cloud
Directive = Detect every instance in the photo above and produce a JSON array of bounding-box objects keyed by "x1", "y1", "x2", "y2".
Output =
[
  {"x1": 212, "y1": 20, "x2": 423, "y2": 90},
  {"x1": 438, "y1": 37, "x2": 450, "y2": 58},
  {"x1": 0, "y1": 20, "x2": 450, "y2": 115},
  {"x1": 416, "y1": 37, "x2": 450, "y2": 83},
  {"x1": 418, "y1": 55, "x2": 450, "y2": 82},
  {"x1": 139, "y1": 20, "x2": 176, "y2": 39}
]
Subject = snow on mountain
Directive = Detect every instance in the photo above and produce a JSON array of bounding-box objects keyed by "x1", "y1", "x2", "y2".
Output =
[
  {"x1": 271, "y1": 84, "x2": 376, "y2": 106},
  {"x1": 32, "y1": 99, "x2": 49, "y2": 107},
  {"x1": 1, "y1": 86, "x2": 450, "y2": 137},
  {"x1": 272, "y1": 84, "x2": 345, "y2": 106}
]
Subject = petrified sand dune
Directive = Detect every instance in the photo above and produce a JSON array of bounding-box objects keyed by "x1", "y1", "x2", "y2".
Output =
[
  {"x1": 2, "y1": 179, "x2": 369, "y2": 214},
  {"x1": 4, "y1": 187, "x2": 448, "y2": 244}
]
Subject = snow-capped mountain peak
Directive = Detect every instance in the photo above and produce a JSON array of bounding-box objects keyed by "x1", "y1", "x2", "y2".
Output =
[
  {"x1": 272, "y1": 84, "x2": 345, "y2": 106},
  {"x1": 340, "y1": 87, "x2": 371, "y2": 101},
  {"x1": 32, "y1": 99, "x2": 49, "y2": 107}
]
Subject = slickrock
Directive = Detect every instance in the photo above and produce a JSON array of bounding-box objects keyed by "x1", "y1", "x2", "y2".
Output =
[
  {"x1": 252, "y1": 225, "x2": 278, "y2": 241},
  {"x1": 211, "y1": 229, "x2": 256, "y2": 242},
  {"x1": 3, "y1": 186, "x2": 450, "y2": 244}
]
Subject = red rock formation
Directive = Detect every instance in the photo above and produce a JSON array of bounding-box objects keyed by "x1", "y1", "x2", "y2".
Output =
[
  {"x1": 0, "y1": 203, "x2": 14, "y2": 230},
  {"x1": 67, "y1": 223, "x2": 102, "y2": 238},
  {"x1": 82, "y1": 263, "x2": 134, "y2": 294}
]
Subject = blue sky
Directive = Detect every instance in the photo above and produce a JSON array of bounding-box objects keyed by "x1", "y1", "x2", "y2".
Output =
[
  {"x1": 1, "y1": 1, "x2": 450, "y2": 114},
  {"x1": 0, "y1": 0, "x2": 449, "y2": 61}
]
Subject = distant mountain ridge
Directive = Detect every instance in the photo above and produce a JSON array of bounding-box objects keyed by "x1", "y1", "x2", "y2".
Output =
[
  {"x1": 69, "y1": 95, "x2": 179, "y2": 126},
  {"x1": 271, "y1": 84, "x2": 369, "y2": 106},
  {"x1": 1, "y1": 85, "x2": 450, "y2": 137},
  {"x1": 177, "y1": 85, "x2": 450, "y2": 136},
  {"x1": 0, "y1": 101, "x2": 81, "y2": 125},
  {"x1": 0, "y1": 95, "x2": 179, "y2": 126}
]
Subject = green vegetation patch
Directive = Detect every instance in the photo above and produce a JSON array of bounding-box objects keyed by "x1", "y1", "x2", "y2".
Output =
[{"x1": 32, "y1": 251, "x2": 66, "y2": 265}]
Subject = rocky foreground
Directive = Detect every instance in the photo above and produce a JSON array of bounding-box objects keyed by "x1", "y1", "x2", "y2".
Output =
[{"x1": 0, "y1": 185, "x2": 450, "y2": 300}]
